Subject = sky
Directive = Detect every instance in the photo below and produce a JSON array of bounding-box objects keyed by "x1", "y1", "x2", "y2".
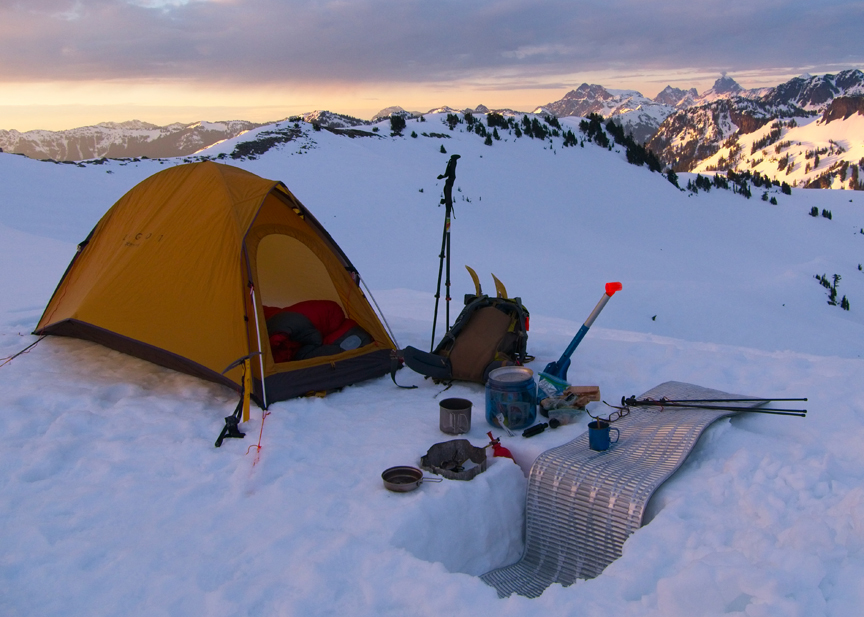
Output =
[{"x1": 1, "y1": 0, "x2": 863, "y2": 131}]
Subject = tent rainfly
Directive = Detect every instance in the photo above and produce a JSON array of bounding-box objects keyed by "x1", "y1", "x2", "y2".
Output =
[{"x1": 34, "y1": 162, "x2": 396, "y2": 408}]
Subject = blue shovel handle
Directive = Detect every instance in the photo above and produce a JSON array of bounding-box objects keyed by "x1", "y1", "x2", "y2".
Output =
[{"x1": 543, "y1": 282, "x2": 621, "y2": 382}]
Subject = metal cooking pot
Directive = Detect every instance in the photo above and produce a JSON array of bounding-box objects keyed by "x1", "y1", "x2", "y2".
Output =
[{"x1": 381, "y1": 466, "x2": 443, "y2": 492}]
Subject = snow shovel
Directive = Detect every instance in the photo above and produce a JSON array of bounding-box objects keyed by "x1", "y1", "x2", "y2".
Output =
[{"x1": 542, "y1": 282, "x2": 622, "y2": 384}]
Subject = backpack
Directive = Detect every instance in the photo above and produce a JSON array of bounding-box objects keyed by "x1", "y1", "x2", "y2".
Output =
[{"x1": 402, "y1": 291, "x2": 530, "y2": 384}]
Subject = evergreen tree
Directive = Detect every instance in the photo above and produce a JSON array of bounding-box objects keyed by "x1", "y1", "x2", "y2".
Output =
[
  {"x1": 440, "y1": 145, "x2": 447, "y2": 154},
  {"x1": 579, "y1": 114, "x2": 610, "y2": 148},
  {"x1": 605, "y1": 119, "x2": 625, "y2": 143},
  {"x1": 487, "y1": 113, "x2": 507, "y2": 128},
  {"x1": 645, "y1": 150, "x2": 663, "y2": 173},
  {"x1": 531, "y1": 118, "x2": 548, "y2": 140},
  {"x1": 667, "y1": 169, "x2": 679, "y2": 188},
  {"x1": 544, "y1": 115, "x2": 561, "y2": 129},
  {"x1": 484, "y1": 135, "x2": 493, "y2": 146},
  {"x1": 390, "y1": 115, "x2": 406, "y2": 136}
]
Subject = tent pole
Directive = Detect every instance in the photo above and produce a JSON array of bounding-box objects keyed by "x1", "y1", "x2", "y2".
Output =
[
  {"x1": 359, "y1": 276, "x2": 400, "y2": 349},
  {"x1": 249, "y1": 283, "x2": 269, "y2": 409}
]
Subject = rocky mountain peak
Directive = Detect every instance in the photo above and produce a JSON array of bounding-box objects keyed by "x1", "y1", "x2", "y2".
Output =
[
  {"x1": 566, "y1": 83, "x2": 613, "y2": 102},
  {"x1": 654, "y1": 85, "x2": 699, "y2": 107},
  {"x1": 711, "y1": 75, "x2": 743, "y2": 95},
  {"x1": 759, "y1": 69, "x2": 864, "y2": 110}
]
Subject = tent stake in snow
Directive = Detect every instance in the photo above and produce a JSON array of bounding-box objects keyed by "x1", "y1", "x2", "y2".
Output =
[
  {"x1": 430, "y1": 154, "x2": 461, "y2": 351},
  {"x1": 543, "y1": 282, "x2": 622, "y2": 382}
]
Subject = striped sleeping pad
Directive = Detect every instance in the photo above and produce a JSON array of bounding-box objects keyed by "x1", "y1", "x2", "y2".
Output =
[{"x1": 481, "y1": 381, "x2": 762, "y2": 598}]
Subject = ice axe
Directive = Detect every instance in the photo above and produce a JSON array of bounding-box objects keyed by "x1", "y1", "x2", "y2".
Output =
[{"x1": 543, "y1": 282, "x2": 622, "y2": 382}]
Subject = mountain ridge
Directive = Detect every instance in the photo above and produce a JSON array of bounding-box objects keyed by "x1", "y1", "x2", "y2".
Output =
[
  {"x1": 3, "y1": 70, "x2": 862, "y2": 188},
  {"x1": 0, "y1": 119, "x2": 266, "y2": 162}
]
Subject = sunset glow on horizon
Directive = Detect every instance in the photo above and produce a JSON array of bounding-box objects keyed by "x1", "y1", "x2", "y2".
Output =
[{"x1": 1, "y1": 1, "x2": 861, "y2": 131}]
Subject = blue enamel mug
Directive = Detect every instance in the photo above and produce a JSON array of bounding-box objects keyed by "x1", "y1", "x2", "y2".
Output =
[{"x1": 588, "y1": 420, "x2": 619, "y2": 451}]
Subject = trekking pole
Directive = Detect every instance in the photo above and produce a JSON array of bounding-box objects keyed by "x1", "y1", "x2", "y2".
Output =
[
  {"x1": 543, "y1": 282, "x2": 622, "y2": 381},
  {"x1": 621, "y1": 396, "x2": 806, "y2": 417},
  {"x1": 623, "y1": 396, "x2": 808, "y2": 405},
  {"x1": 431, "y1": 154, "x2": 460, "y2": 351},
  {"x1": 634, "y1": 402, "x2": 807, "y2": 417}
]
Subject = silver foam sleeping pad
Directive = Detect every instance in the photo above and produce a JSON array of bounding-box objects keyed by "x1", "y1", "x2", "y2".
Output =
[{"x1": 481, "y1": 381, "x2": 763, "y2": 598}]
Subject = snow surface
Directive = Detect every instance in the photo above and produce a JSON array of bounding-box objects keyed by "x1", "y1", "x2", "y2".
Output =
[{"x1": 2, "y1": 114, "x2": 864, "y2": 616}]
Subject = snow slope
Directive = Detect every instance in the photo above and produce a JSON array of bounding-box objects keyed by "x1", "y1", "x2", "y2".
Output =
[
  {"x1": 694, "y1": 114, "x2": 864, "y2": 189},
  {"x1": 2, "y1": 115, "x2": 864, "y2": 616}
]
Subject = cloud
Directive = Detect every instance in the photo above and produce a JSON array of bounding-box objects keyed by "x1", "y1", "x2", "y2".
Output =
[
  {"x1": 0, "y1": 0, "x2": 861, "y2": 89},
  {"x1": 502, "y1": 45, "x2": 579, "y2": 61}
]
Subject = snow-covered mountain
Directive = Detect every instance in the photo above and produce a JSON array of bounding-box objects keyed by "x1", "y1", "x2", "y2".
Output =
[
  {"x1": 300, "y1": 110, "x2": 371, "y2": 128},
  {"x1": 535, "y1": 83, "x2": 676, "y2": 144},
  {"x1": 694, "y1": 74, "x2": 745, "y2": 102},
  {"x1": 747, "y1": 69, "x2": 864, "y2": 111},
  {"x1": 654, "y1": 85, "x2": 699, "y2": 108},
  {"x1": 686, "y1": 100, "x2": 864, "y2": 189},
  {"x1": 532, "y1": 70, "x2": 864, "y2": 174},
  {"x1": 648, "y1": 70, "x2": 864, "y2": 184},
  {"x1": 371, "y1": 106, "x2": 412, "y2": 121},
  {"x1": 646, "y1": 97, "x2": 797, "y2": 172},
  {"x1": 0, "y1": 119, "x2": 266, "y2": 161}
]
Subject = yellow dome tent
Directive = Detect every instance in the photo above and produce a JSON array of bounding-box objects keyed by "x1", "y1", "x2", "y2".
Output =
[{"x1": 35, "y1": 162, "x2": 396, "y2": 408}]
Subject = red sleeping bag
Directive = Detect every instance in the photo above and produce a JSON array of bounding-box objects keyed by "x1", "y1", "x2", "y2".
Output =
[{"x1": 264, "y1": 300, "x2": 360, "y2": 363}]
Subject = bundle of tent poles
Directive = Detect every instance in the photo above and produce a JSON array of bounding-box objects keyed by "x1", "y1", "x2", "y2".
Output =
[{"x1": 619, "y1": 396, "x2": 808, "y2": 418}]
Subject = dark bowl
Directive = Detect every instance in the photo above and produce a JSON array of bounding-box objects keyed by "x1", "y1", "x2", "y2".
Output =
[{"x1": 381, "y1": 466, "x2": 424, "y2": 492}]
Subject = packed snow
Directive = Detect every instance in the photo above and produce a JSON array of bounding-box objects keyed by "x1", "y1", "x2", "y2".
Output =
[{"x1": 2, "y1": 114, "x2": 864, "y2": 616}]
